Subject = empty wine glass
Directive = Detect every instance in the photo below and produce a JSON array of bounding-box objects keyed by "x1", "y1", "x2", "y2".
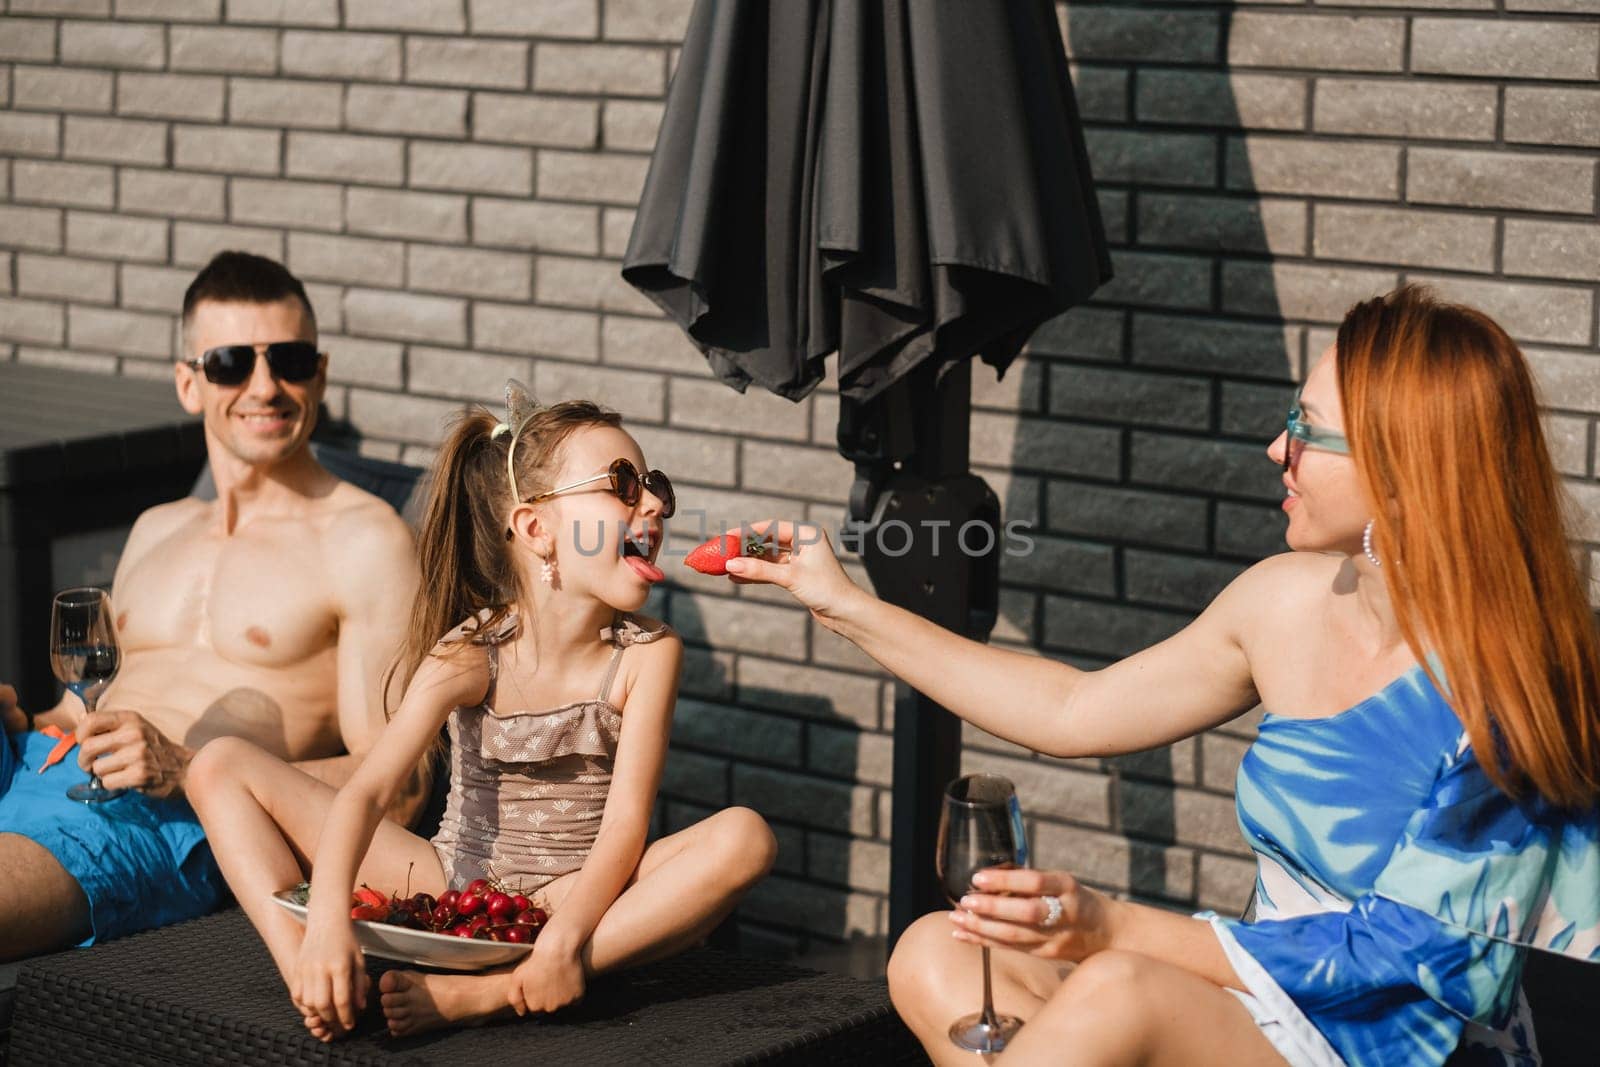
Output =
[
  {"x1": 936, "y1": 773, "x2": 1029, "y2": 1053},
  {"x1": 49, "y1": 586, "x2": 125, "y2": 804}
]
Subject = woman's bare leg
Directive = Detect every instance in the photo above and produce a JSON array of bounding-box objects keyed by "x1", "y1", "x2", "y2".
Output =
[
  {"x1": 379, "y1": 805, "x2": 776, "y2": 1035},
  {"x1": 886, "y1": 912, "x2": 1287, "y2": 1067},
  {"x1": 187, "y1": 736, "x2": 447, "y2": 1036}
]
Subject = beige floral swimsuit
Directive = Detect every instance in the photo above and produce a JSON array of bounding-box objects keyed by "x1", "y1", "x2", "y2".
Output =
[{"x1": 428, "y1": 610, "x2": 670, "y2": 895}]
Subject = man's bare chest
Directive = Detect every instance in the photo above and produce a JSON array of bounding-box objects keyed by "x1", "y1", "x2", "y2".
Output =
[{"x1": 116, "y1": 518, "x2": 338, "y2": 667}]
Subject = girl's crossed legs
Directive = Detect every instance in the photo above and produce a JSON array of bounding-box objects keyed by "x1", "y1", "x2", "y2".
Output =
[
  {"x1": 188, "y1": 738, "x2": 777, "y2": 1039},
  {"x1": 887, "y1": 913, "x2": 1288, "y2": 1067}
]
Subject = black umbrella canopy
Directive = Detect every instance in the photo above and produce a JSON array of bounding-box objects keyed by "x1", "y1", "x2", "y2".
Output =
[{"x1": 623, "y1": 0, "x2": 1113, "y2": 403}]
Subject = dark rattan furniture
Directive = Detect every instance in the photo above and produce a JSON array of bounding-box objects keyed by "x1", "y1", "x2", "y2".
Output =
[{"x1": 9, "y1": 909, "x2": 925, "y2": 1066}]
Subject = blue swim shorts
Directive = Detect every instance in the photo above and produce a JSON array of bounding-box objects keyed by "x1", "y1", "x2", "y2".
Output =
[{"x1": 1, "y1": 729, "x2": 225, "y2": 946}]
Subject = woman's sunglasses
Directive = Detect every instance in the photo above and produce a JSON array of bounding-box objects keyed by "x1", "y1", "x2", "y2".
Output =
[
  {"x1": 528, "y1": 458, "x2": 676, "y2": 518},
  {"x1": 184, "y1": 341, "x2": 322, "y2": 386},
  {"x1": 1283, "y1": 395, "x2": 1351, "y2": 471}
]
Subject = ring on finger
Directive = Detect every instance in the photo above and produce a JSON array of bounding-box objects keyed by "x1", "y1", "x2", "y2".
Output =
[{"x1": 1040, "y1": 894, "x2": 1065, "y2": 929}]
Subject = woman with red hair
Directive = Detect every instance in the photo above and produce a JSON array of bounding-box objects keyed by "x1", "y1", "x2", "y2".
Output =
[{"x1": 725, "y1": 285, "x2": 1599, "y2": 1066}]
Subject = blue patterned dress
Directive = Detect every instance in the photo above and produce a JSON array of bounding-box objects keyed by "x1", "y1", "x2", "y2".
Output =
[{"x1": 1206, "y1": 664, "x2": 1600, "y2": 1066}]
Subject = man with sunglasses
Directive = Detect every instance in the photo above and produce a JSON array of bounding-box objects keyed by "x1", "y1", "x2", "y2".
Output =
[{"x1": 0, "y1": 251, "x2": 420, "y2": 959}]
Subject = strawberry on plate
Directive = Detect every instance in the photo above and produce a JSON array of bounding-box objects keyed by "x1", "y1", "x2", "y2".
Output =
[{"x1": 683, "y1": 533, "x2": 771, "y2": 576}]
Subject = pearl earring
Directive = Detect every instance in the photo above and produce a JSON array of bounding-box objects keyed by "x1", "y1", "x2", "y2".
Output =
[
  {"x1": 1362, "y1": 520, "x2": 1382, "y2": 569},
  {"x1": 540, "y1": 558, "x2": 556, "y2": 585}
]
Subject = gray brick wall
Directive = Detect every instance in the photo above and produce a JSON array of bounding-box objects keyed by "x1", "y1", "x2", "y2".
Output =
[{"x1": 1, "y1": 1, "x2": 1596, "y2": 960}]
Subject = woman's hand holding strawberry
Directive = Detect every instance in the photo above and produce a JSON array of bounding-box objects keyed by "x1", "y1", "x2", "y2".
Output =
[{"x1": 706, "y1": 520, "x2": 865, "y2": 630}]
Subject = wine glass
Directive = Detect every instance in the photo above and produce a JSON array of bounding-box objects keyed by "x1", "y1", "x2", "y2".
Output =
[
  {"x1": 49, "y1": 586, "x2": 125, "y2": 804},
  {"x1": 936, "y1": 773, "x2": 1030, "y2": 1053}
]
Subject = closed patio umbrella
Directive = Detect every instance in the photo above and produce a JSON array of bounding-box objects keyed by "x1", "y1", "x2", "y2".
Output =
[{"x1": 624, "y1": 0, "x2": 1112, "y2": 942}]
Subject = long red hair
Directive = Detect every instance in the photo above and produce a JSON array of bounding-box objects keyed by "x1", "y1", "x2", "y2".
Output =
[{"x1": 1337, "y1": 285, "x2": 1600, "y2": 808}]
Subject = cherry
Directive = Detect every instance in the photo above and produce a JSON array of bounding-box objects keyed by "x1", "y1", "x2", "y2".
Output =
[
  {"x1": 411, "y1": 892, "x2": 437, "y2": 914},
  {"x1": 437, "y1": 889, "x2": 460, "y2": 911},
  {"x1": 456, "y1": 891, "x2": 483, "y2": 916},
  {"x1": 464, "y1": 878, "x2": 491, "y2": 896},
  {"x1": 485, "y1": 892, "x2": 514, "y2": 921},
  {"x1": 514, "y1": 908, "x2": 546, "y2": 926},
  {"x1": 509, "y1": 894, "x2": 532, "y2": 912},
  {"x1": 431, "y1": 904, "x2": 456, "y2": 928},
  {"x1": 502, "y1": 924, "x2": 531, "y2": 944},
  {"x1": 449, "y1": 923, "x2": 473, "y2": 937}
]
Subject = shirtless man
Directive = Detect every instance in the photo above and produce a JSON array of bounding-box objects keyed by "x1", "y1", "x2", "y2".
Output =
[{"x1": 0, "y1": 251, "x2": 420, "y2": 960}]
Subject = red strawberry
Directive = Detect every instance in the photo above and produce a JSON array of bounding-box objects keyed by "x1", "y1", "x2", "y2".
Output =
[
  {"x1": 353, "y1": 885, "x2": 386, "y2": 909},
  {"x1": 684, "y1": 533, "x2": 770, "y2": 576}
]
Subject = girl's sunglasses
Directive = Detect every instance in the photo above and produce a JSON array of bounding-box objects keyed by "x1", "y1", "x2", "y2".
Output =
[
  {"x1": 184, "y1": 341, "x2": 322, "y2": 386},
  {"x1": 529, "y1": 458, "x2": 676, "y2": 518}
]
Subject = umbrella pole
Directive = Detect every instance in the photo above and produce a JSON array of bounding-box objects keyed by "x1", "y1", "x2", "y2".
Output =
[{"x1": 838, "y1": 361, "x2": 1000, "y2": 950}]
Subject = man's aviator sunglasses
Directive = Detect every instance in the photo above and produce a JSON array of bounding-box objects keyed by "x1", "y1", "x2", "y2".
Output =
[
  {"x1": 1283, "y1": 393, "x2": 1350, "y2": 472},
  {"x1": 528, "y1": 458, "x2": 676, "y2": 519},
  {"x1": 184, "y1": 341, "x2": 322, "y2": 386}
]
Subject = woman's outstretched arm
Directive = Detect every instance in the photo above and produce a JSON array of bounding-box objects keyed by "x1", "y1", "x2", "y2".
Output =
[{"x1": 725, "y1": 521, "x2": 1269, "y2": 759}]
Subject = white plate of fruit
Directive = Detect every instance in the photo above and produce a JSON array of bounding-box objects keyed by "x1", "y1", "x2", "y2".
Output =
[{"x1": 271, "y1": 879, "x2": 547, "y2": 971}]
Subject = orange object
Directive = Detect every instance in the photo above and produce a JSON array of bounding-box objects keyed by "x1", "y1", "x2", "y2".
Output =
[{"x1": 36, "y1": 724, "x2": 77, "y2": 774}]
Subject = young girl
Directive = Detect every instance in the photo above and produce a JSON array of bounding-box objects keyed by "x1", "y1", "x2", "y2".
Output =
[{"x1": 188, "y1": 394, "x2": 776, "y2": 1041}]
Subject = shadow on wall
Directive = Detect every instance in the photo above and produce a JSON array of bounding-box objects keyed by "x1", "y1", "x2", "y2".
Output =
[{"x1": 983, "y1": 2, "x2": 1297, "y2": 917}]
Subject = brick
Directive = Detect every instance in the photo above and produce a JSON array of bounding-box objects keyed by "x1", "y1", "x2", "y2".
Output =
[
  {"x1": 409, "y1": 141, "x2": 531, "y2": 195},
  {"x1": 469, "y1": 0, "x2": 596, "y2": 38},
  {"x1": 116, "y1": 72, "x2": 223, "y2": 121},
  {"x1": 281, "y1": 30, "x2": 400, "y2": 81},
  {"x1": 1132, "y1": 430, "x2": 1290, "y2": 503},
  {"x1": 173, "y1": 125, "x2": 282, "y2": 175},
  {"x1": 406, "y1": 345, "x2": 530, "y2": 400},
  {"x1": 734, "y1": 659, "x2": 879, "y2": 729},
  {"x1": 534, "y1": 360, "x2": 662, "y2": 422},
  {"x1": 17, "y1": 346, "x2": 120, "y2": 373},
  {"x1": 345, "y1": 386, "x2": 461, "y2": 443},
  {"x1": 1505, "y1": 0, "x2": 1600, "y2": 10},
  {"x1": 285, "y1": 131, "x2": 402, "y2": 186},
  {"x1": 405, "y1": 244, "x2": 529, "y2": 301},
  {"x1": 806, "y1": 830, "x2": 890, "y2": 892},
  {"x1": 1529, "y1": 349, "x2": 1600, "y2": 414},
  {"x1": 169, "y1": 26, "x2": 276, "y2": 74},
  {"x1": 1314, "y1": 79, "x2": 1497, "y2": 141},
  {"x1": 1222, "y1": 262, "x2": 1397, "y2": 323},
  {"x1": 973, "y1": 412, "x2": 1121, "y2": 479},
  {"x1": 1229, "y1": 14, "x2": 1403, "y2": 71},
  {"x1": 14, "y1": 65, "x2": 113, "y2": 112},
  {"x1": 1227, "y1": 136, "x2": 1398, "y2": 200},
  {"x1": 534, "y1": 254, "x2": 657, "y2": 315},
  {"x1": 61, "y1": 115, "x2": 163, "y2": 166},
  {"x1": 1315, "y1": 205, "x2": 1495, "y2": 273},
  {"x1": 17, "y1": 254, "x2": 114, "y2": 303},
  {"x1": 1125, "y1": 781, "x2": 1248, "y2": 856},
  {"x1": 740, "y1": 441, "x2": 853, "y2": 502},
  {"x1": 1412, "y1": 18, "x2": 1597, "y2": 81},
  {"x1": 627, "y1": 424, "x2": 736, "y2": 487},
  {"x1": 533, "y1": 43, "x2": 664, "y2": 96},
  {"x1": 1126, "y1": 550, "x2": 1247, "y2": 612},
  {"x1": 406, "y1": 37, "x2": 527, "y2": 90},
  {"x1": 603, "y1": 0, "x2": 692, "y2": 41},
  {"x1": 347, "y1": 188, "x2": 466, "y2": 243},
  {"x1": 1059, "y1": 7, "x2": 1218, "y2": 63},
  {"x1": 68, "y1": 303, "x2": 171, "y2": 356},
  {"x1": 346, "y1": 0, "x2": 464, "y2": 32},
  {"x1": 1031, "y1": 821, "x2": 1195, "y2": 902},
  {"x1": 287, "y1": 232, "x2": 402, "y2": 287},
  {"x1": 601, "y1": 314, "x2": 707, "y2": 375},
  {"x1": 674, "y1": 700, "x2": 802, "y2": 765},
  {"x1": 1050, "y1": 365, "x2": 1210, "y2": 430},
  {"x1": 1200, "y1": 731, "x2": 1252, "y2": 794},
  {"x1": 61, "y1": 20, "x2": 165, "y2": 68},
  {"x1": 1406, "y1": 274, "x2": 1594, "y2": 347},
  {"x1": 119, "y1": 168, "x2": 224, "y2": 219},
  {"x1": 346, "y1": 85, "x2": 466, "y2": 138},
  {"x1": 1409, "y1": 147, "x2": 1594, "y2": 215},
  {"x1": 14, "y1": 0, "x2": 107, "y2": 10},
  {"x1": 116, "y1": 0, "x2": 220, "y2": 19},
  {"x1": 119, "y1": 263, "x2": 191, "y2": 311},
  {"x1": 65, "y1": 210, "x2": 167, "y2": 262},
  {"x1": 602, "y1": 100, "x2": 663, "y2": 152},
  {"x1": 536, "y1": 150, "x2": 649, "y2": 207},
  {"x1": 1070, "y1": 64, "x2": 1127, "y2": 124},
  {"x1": 964, "y1": 749, "x2": 1113, "y2": 827},
  {"x1": 1136, "y1": 71, "x2": 1305, "y2": 131},
  {"x1": 472, "y1": 302, "x2": 598, "y2": 361},
  {"x1": 970, "y1": 360, "x2": 1042, "y2": 415},
  {"x1": 1000, "y1": 532, "x2": 1116, "y2": 596},
  {"x1": 1216, "y1": 502, "x2": 1289, "y2": 561},
  {"x1": 227, "y1": 0, "x2": 337, "y2": 24},
  {"x1": 0, "y1": 18, "x2": 58, "y2": 62},
  {"x1": 1571, "y1": 483, "x2": 1600, "y2": 542},
  {"x1": 473, "y1": 92, "x2": 597, "y2": 148},
  {"x1": 1083, "y1": 129, "x2": 1214, "y2": 188},
  {"x1": 1027, "y1": 306, "x2": 1124, "y2": 362},
  {"x1": 1544, "y1": 414, "x2": 1589, "y2": 476},
  {"x1": 1137, "y1": 194, "x2": 1305, "y2": 257},
  {"x1": 731, "y1": 766, "x2": 878, "y2": 836},
  {"x1": 172, "y1": 221, "x2": 283, "y2": 265},
  {"x1": 668, "y1": 378, "x2": 809, "y2": 441},
  {"x1": 227, "y1": 177, "x2": 341, "y2": 231},
  {"x1": 742, "y1": 875, "x2": 884, "y2": 938},
  {"x1": 672, "y1": 593, "x2": 809, "y2": 660},
  {"x1": 13, "y1": 159, "x2": 113, "y2": 208},
  {"x1": 808, "y1": 726, "x2": 891, "y2": 789},
  {"x1": 227, "y1": 77, "x2": 341, "y2": 129},
  {"x1": 0, "y1": 112, "x2": 61, "y2": 157},
  {"x1": 657, "y1": 747, "x2": 728, "y2": 807},
  {"x1": 1221, "y1": 381, "x2": 1295, "y2": 439},
  {"x1": 0, "y1": 297, "x2": 67, "y2": 345},
  {"x1": 1504, "y1": 87, "x2": 1600, "y2": 149},
  {"x1": 470, "y1": 198, "x2": 596, "y2": 255},
  {"x1": 344, "y1": 287, "x2": 466, "y2": 345},
  {"x1": 1198, "y1": 853, "x2": 1257, "y2": 915},
  {"x1": 1093, "y1": 251, "x2": 1210, "y2": 311},
  {"x1": 1046, "y1": 481, "x2": 1207, "y2": 550},
  {"x1": 0, "y1": 206, "x2": 65, "y2": 252},
  {"x1": 311, "y1": 334, "x2": 398, "y2": 389}
]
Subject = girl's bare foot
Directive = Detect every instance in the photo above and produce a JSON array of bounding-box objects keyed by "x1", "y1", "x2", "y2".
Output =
[{"x1": 379, "y1": 969, "x2": 517, "y2": 1036}]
